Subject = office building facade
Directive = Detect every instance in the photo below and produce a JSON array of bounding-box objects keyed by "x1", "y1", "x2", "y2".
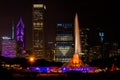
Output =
[
  {"x1": 1, "y1": 37, "x2": 16, "y2": 58},
  {"x1": 32, "y1": 4, "x2": 46, "y2": 59},
  {"x1": 55, "y1": 23, "x2": 74, "y2": 62}
]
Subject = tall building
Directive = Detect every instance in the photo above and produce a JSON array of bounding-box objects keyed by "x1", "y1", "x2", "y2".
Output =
[
  {"x1": 1, "y1": 20, "x2": 16, "y2": 58},
  {"x1": 80, "y1": 28, "x2": 90, "y2": 62},
  {"x1": 0, "y1": 38, "x2": 2, "y2": 55},
  {"x1": 1, "y1": 37, "x2": 16, "y2": 58},
  {"x1": 55, "y1": 23, "x2": 74, "y2": 62},
  {"x1": 32, "y1": 4, "x2": 46, "y2": 59},
  {"x1": 16, "y1": 17, "x2": 25, "y2": 58},
  {"x1": 109, "y1": 42, "x2": 119, "y2": 57},
  {"x1": 88, "y1": 45, "x2": 102, "y2": 62},
  {"x1": 80, "y1": 28, "x2": 89, "y2": 53}
]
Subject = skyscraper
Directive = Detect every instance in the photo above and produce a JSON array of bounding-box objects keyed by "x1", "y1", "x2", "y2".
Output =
[
  {"x1": 1, "y1": 20, "x2": 16, "y2": 58},
  {"x1": 80, "y1": 28, "x2": 90, "y2": 62},
  {"x1": 32, "y1": 4, "x2": 46, "y2": 59},
  {"x1": 16, "y1": 17, "x2": 25, "y2": 58},
  {"x1": 55, "y1": 23, "x2": 74, "y2": 62},
  {"x1": 2, "y1": 37, "x2": 16, "y2": 58}
]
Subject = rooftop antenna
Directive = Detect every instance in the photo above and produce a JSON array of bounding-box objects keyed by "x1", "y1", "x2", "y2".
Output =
[{"x1": 12, "y1": 20, "x2": 14, "y2": 39}]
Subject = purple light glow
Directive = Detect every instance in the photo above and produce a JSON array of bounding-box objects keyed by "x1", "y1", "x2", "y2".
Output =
[
  {"x1": 16, "y1": 17, "x2": 25, "y2": 57},
  {"x1": 21, "y1": 29, "x2": 24, "y2": 35},
  {"x1": 26, "y1": 66, "x2": 97, "y2": 73},
  {"x1": 2, "y1": 40, "x2": 16, "y2": 58},
  {"x1": 16, "y1": 17, "x2": 25, "y2": 29}
]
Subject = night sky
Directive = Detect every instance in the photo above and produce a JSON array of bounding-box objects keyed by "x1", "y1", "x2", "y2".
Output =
[{"x1": 0, "y1": 0, "x2": 116, "y2": 49}]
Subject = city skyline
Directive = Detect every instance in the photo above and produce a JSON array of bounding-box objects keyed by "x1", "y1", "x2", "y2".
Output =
[{"x1": 0, "y1": 0, "x2": 115, "y2": 50}]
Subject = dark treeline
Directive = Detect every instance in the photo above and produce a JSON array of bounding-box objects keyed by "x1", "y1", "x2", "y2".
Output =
[
  {"x1": 0, "y1": 56, "x2": 63, "y2": 67},
  {"x1": 89, "y1": 56, "x2": 120, "y2": 68}
]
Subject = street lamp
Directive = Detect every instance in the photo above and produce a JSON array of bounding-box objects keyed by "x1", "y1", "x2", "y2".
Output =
[
  {"x1": 30, "y1": 57, "x2": 34, "y2": 62},
  {"x1": 29, "y1": 57, "x2": 35, "y2": 67}
]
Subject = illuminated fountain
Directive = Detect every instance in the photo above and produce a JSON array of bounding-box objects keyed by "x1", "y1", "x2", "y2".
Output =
[
  {"x1": 60, "y1": 13, "x2": 98, "y2": 73},
  {"x1": 62, "y1": 13, "x2": 83, "y2": 67},
  {"x1": 69, "y1": 13, "x2": 83, "y2": 67}
]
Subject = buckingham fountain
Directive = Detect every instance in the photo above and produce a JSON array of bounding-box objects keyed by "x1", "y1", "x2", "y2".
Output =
[
  {"x1": 59, "y1": 13, "x2": 98, "y2": 73},
  {"x1": 62, "y1": 13, "x2": 83, "y2": 67}
]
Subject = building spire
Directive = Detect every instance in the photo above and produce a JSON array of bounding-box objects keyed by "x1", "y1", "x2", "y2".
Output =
[
  {"x1": 16, "y1": 17, "x2": 25, "y2": 57},
  {"x1": 12, "y1": 20, "x2": 14, "y2": 39}
]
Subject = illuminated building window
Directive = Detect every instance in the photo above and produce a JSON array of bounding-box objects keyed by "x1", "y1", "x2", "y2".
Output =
[
  {"x1": 55, "y1": 23, "x2": 74, "y2": 62},
  {"x1": 32, "y1": 3, "x2": 46, "y2": 59},
  {"x1": 2, "y1": 38, "x2": 16, "y2": 58}
]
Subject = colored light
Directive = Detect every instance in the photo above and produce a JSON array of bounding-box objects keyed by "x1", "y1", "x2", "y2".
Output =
[
  {"x1": 16, "y1": 17, "x2": 25, "y2": 57},
  {"x1": 29, "y1": 57, "x2": 34, "y2": 62}
]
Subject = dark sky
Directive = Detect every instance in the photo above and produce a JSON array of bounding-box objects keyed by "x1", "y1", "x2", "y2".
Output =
[{"x1": 0, "y1": 0, "x2": 116, "y2": 49}]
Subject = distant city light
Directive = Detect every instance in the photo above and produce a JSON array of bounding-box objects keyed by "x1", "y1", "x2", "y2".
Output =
[
  {"x1": 99, "y1": 32, "x2": 104, "y2": 42},
  {"x1": 2, "y1": 36, "x2": 11, "y2": 40}
]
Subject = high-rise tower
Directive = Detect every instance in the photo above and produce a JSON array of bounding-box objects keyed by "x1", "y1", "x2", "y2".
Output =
[
  {"x1": 2, "y1": 37, "x2": 16, "y2": 58},
  {"x1": 1, "y1": 20, "x2": 16, "y2": 58},
  {"x1": 32, "y1": 4, "x2": 46, "y2": 59},
  {"x1": 55, "y1": 23, "x2": 74, "y2": 62},
  {"x1": 16, "y1": 17, "x2": 25, "y2": 58}
]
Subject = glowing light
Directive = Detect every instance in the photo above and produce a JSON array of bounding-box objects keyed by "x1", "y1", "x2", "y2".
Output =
[
  {"x1": 27, "y1": 66, "x2": 97, "y2": 73},
  {"x1": 2, "y1": 36, "x2": 11, "y2": 40},
  {"x1": 2, "y1": 40, "x2": 16, "y2": 58},
  {"x1": 29, "y1": 57, "x2": 35, "y2": 62},
  {"x1": 16, "y1": 17, "x2": 25, "y2": 57},
  {"x1": 33, "y1": 4, "x2": 44, "y2": 8},
  {"x1": 110, "y1": 63, "x2": 115, "y2": 71},
  {"x1": 72, "y1": 54, "x2": 80, "y2": 64}
]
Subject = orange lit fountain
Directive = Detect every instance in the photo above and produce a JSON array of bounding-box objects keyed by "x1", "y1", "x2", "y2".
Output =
[{"x1": 62, "y1": 13, "x2": 84, "y2": 67}]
